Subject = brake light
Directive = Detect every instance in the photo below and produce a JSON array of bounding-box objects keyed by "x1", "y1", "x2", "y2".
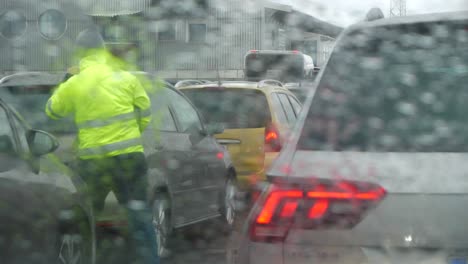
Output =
[
  {"x1": 216, "y1": 152, "x2": 224, "y2": 160},
  {"x1": 307, "y1": 189, "x2": 385, "y2": 200},
  {"x1": 264, "y1": 124, "x2": 281, "y2": 152},
  {"x1": 256, "y1": 190, "x2": 302, "y2": 224},
  {"x1": 292, "y1": 50, "x2": 299, "y2": 54},
  {"x1": 280, "y1": 201, "x2": 299, "y2": 218},
  {"x1": 308, "y1": 199, "x2": 329, "y2": 219},
  {"x1": 265, "y1": 131, "x2": 278, "y2": 141},
  {"x1": 249, "y1": 50, "x2": 258, "y2": 53},
  {"x1": 250, "y1": 182, "x2": 386, "y2": 242}
]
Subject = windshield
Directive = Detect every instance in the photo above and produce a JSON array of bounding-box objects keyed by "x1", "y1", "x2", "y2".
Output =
[
  {"x1": 299, "y1": 21, "x2": 468, "y2": 152},
  {"x1": 182, "y1": 88, "x2": 271, "y2": 129},
  {"x1": 1, "y1": 1, "x2": 467, "y2": 264}
]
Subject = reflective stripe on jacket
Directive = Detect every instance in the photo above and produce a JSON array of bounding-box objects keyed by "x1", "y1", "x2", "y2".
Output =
[{"x1": 45, "y1": 49, "x2": 151, "y2": 159}]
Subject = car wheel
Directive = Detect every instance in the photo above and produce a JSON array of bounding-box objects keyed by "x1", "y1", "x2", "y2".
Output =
[
  {"x1": 220, "y1": 175, "x2": 237, "y2": 232},
  {"x1": 56, "y1": 207, "x2": 94, "y2": 264},
  {"x1": 152, "y1": 194, "x2": 171, "y2": 258}
]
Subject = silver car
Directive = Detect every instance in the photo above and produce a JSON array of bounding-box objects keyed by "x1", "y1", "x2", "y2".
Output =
[{"x1": 232, "y1": 11, "x2": 468, "y2": 264}]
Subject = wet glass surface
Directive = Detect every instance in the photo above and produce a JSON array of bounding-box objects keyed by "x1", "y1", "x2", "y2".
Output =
[{"x1": 1, "y1": 1, "x2": 467, "y2": 264}]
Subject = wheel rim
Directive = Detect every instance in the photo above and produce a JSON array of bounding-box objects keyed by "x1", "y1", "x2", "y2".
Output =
[
  {"x1": 58, "y1": 234, "x2": 83, "y2": 264},
  {"x1": 224, "y1": 179, "x2": 236, "y2": 225},
  {"x1": 152, "y1": 199, "x2": 169, "y2": 257}
]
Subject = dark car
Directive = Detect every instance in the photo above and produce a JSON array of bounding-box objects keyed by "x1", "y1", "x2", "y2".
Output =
[
  {"x1": 133, "y1": 72, "x2": 238, "y2": 257},
  {"x1": 0, "y1": 71, "x2": 238, "y2": 257},
  {"x1": 0, "y1": 98, "x2": 95, "y2": 264},
  {"x1": 233, "y1": 11, "x2": 468, "y2": 264},
  {"x1": 0, "y1": 72, "x2": 77, "y2": 163}
]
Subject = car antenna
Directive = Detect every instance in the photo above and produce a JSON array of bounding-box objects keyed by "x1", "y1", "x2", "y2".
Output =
[{"x1": 216, "y1": 59, "x2": 222, "y2": 87}]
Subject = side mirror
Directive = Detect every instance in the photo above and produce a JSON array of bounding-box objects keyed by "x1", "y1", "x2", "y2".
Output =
[
  {"x1": 205, "y1": 123, "x2": 224, "y2": 135},
  {"x1": 27, "y1": 129, "x2": 59, "y2": 156}
]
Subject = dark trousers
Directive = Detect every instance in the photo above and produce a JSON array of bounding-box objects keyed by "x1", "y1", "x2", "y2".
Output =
[{"x1": 77, "y1": 152, "x2": 159, "y2": 264}]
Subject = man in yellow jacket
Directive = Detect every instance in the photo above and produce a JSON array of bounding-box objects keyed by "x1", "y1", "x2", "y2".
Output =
[{"x1": 46, "y1": 28, "x2": 159, "y2": 264}]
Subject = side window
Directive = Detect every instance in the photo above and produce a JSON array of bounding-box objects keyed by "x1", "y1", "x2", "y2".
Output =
[
  {"x1": 278, "y1": 93, "x2": 296, "y2": 124},
  {"x1": 148, "y1": 88, "x2": 177, "y2": 132},
  {"x1": 270, "y1": 93, "x2": 288, "y2": 124},
  {"x1": 167, "y1": 89, "x2": 203, "y2": 132},
  {"x1": 288, "y1": 95, "x2": 302, "y2": 116},
  {"x1": 159, "y1": 107, "x2": 177, "y2": 132}
]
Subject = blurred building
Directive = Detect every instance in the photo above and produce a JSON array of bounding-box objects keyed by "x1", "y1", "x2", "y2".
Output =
[
  {"x1": 0, "y1": 0, "x2": 342, "y2": 79},
  {"x1": 0, "y1": 0, "x2": 93, "y2": 76},
  {"x1": 92, "y1": 0, "x2": 342, "y2": 80}
]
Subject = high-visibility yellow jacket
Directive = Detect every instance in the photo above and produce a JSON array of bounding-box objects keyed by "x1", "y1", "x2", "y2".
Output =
[{"x1": 46, "y1": 49, "x2": 151, "y2": 159}]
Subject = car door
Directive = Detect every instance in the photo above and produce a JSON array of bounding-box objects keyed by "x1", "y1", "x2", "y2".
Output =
[
  {"x1": 0, "y1": 104, "x2": 62, "y2": 262},
  {"x1": 143, "y1": 87, "x2": 202, "y2": 226},
  {"x1": 166, "y1": 89, "x2": 222, "y2": 218}
]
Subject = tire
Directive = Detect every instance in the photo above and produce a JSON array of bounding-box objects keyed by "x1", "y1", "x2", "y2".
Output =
[
  {"x1": 152, "y1": 193, "x2": 172, "y2": 258},
  {"x1": 56, "y1": 207, "x2": 95, "y2": 264},
  {"x1": 219, "y1": 175, "x2": 238, "y2": 233}
]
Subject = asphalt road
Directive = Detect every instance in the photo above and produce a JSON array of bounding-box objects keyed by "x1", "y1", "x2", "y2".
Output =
[{"x1": 97, "y1": 211, "x2": 247, "y2": 264}]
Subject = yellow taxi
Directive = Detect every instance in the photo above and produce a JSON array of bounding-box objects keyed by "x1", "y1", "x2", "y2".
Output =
[{"x1": 179, "y1": 80, "x2": 302, "y2": 190}]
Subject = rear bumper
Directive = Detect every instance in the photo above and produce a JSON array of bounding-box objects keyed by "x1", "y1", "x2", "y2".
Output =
[{"x1": 234, "y1": 241, "x2": 465, "y2": 264}]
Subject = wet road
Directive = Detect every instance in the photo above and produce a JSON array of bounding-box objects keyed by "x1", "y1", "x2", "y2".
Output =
[
  {"x1": 97, "y1": 211, "x2": 247, "y2": 264},
  {"x1": 163, "y1": 218, "x2": 235, "y2": 264}
]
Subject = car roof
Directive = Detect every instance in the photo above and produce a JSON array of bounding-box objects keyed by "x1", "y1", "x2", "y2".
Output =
[
  {"x1": 0, "y1": 71, "x2": 177, "y2": 91},
  {"x1": 0, "y1": 72, "x2": 66, "y2": 87},
  {"x1": 178, "y1": 81, "x2": 291, "y2": 93},
  {"x1": 245, "y1": 50, "x2": 302, "y2": 55},
  {"x1": 130, "y1": 71, "x2": 176, "y2": 89},
  {"x1": 348, "y1": 11, "x2": 468, "y2": 31}
]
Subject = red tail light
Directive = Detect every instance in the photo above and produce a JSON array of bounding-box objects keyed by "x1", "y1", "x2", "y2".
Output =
[
  {"x1": 308, "y1": 199, "x2": 329, "y2": 219},
  {"x1": 264, "y1": 124, "x2": 281, "y2": 152},
  {"x1": 256, "y1": 190, "x2": 302, "y2": 224},
  {"x1": 250, "y1": 181, "x2": 386, "y2": 242}
]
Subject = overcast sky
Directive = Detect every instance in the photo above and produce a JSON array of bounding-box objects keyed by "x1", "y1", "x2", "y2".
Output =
[{"x1": 271, "y1": 0, "x2": 468, "y2": 26}]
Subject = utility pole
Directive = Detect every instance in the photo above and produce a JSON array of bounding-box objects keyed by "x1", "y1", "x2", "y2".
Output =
[{"x1": 389, "y1": 0, "x2": 407, "y2": 17}]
